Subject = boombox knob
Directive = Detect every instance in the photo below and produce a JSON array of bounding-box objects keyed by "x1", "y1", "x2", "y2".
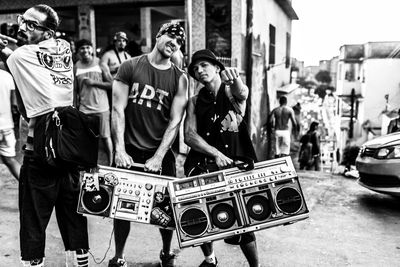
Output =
[
  {"x1": 252, "y1": 204, "x2": 264, "y2": 215},
  {"x1": 217, "y1": 211, "x2": 229, "y2": 223},
  {"x1": 145, "y1": 183, "x2": 153, "y2": 190}
]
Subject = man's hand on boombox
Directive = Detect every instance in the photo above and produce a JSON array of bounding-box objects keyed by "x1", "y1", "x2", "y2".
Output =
[
  {"x1": 214, "y1": 151, "x2": 233, "y2": 168},
  {"x1": 145, "y1": 154, "x2": 163, "y2": 173},
  {"x1": 114, "y1": 150, "x2": 135, "y2": 169}
]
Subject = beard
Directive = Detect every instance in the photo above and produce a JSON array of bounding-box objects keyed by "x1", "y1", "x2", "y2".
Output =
[{"x1": 117, "y1": 47, "x2": 124, "y2": 52}]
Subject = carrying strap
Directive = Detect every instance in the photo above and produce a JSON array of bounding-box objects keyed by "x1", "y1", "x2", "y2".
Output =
[
  {"x1": 225, "y1": 85, "x2": 246, "y2": 116},
  {"x1": 113, "y1": 48, "x2": 128, "y2": 64}
]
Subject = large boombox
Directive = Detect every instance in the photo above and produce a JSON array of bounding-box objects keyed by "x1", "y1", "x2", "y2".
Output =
[
  {"x1": 77, "y1": 157, "x2": 309, "y2": 248},
  {"x1": 168, "y1": 156, "x2": 309, "y2": 248},
  {"x1": 77, "y1": 165, "x2": 176, "y2": 229}
]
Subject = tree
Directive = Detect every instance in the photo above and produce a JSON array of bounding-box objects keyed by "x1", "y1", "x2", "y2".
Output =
[
  {"x1": 315, "y1": 70, "x2": 332, "y2": 84},
  {"x1": 297, "y1": 77, "x2": 316, "y2": 90}
]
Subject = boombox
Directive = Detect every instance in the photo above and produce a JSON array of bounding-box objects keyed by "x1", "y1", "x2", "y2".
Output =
[
  {"x1": 77, "y1": 165, "x2": 176, "y2": 229},
  {"x1": 168, "y1": 156, "x2": 309, "y2": 248}
]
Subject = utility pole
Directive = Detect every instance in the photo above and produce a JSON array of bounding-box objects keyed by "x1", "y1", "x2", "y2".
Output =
[{"x1": 349, "y1": 88, "x2": 355, "y2": 138}]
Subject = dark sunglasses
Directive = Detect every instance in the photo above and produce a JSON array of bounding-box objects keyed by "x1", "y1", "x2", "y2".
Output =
[
  {"x1": 17, "y1": 14, "x2": 52, "y2": 32},
  {"x1": 167, "y1": 33, "x2": 184, "y2": 46}
]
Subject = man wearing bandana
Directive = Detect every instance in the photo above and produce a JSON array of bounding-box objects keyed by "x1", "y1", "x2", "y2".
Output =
[{"x1": 109, "y1": 22, "x2": 188, "y2": 267}]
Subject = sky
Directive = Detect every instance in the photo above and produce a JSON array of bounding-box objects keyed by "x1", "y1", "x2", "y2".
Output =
[{"x1": 291, "y1": 0, "x2": 400, "y2": 66}]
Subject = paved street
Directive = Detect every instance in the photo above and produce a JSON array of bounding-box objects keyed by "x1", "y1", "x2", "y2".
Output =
[{"x1": 1, "y1": 163, "x2": 399, "y2": 266}]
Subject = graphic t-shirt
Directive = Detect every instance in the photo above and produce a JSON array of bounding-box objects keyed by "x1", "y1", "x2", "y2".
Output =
[
  {"x1": 7, "y1": 38, "x2": 73, "y2": 118},
  {"x1": 115, "y1": 55, "x2": 184, "y2": 151},
  {"x1": 0, "y1": 70, "x2": 15, "y2": 130}
]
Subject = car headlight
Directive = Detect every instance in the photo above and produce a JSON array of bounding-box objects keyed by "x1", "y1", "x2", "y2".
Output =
[{"x1": 376, "y1": 145, "x2": 400, "y2": 159}]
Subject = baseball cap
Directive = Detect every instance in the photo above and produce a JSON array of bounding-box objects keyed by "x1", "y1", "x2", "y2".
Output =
[{"x1": 114, "y1": 31, "x2": 128, "y2": 41}]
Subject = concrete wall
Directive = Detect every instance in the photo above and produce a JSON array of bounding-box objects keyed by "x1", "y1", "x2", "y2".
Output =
[
  {"x1": 361, "y1": 59, "x2": 400, "y2": 127},
  {"x1": 249, "y1": 0, "x2": 293, "y2": 160}
]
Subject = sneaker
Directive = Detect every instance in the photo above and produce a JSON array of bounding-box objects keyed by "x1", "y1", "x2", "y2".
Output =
[
  {"x1": 108, "y1": 257, "x2": 127, "y2": 267},
  {"x1": 159, "y1": 250, "x2": 176, "y2": 267},
  {"x1": 199, "y1": 258, "x2": 219, "y2": 267}
]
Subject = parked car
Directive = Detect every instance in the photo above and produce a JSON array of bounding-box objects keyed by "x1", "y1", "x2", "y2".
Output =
[{"x1": 356, "y1": 132, "x2": 400, "y2": 196}]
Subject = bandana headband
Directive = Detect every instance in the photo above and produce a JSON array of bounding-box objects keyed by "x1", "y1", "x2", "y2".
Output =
[{"x1": 156, "y1": 22, "x2": 186, "y2": 45}]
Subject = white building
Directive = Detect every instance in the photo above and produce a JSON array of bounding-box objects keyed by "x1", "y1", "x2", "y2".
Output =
[{"x1": 335, "y1": 42, "x2": 400, "y2": 151}]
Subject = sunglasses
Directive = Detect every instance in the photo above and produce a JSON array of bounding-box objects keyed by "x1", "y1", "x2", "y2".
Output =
[
  {"x1": 167, "y1": 33, "x2": 184, "y2": 46},
  {"x1": 17, "y1": 14, "x2": 52, "y2": 32}
]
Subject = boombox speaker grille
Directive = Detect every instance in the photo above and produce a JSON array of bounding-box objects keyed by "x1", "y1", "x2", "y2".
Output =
[
  {"x1": 276, "y1": 187, "x2": 303, "y2": 214},
  {"x1": 246, "y1": 195, "x2": 271, "y2": 221},
  {"x1": 210, "y1": 203, "x2": 237, "y2": 229},
  {"x1": 81, "y1": 185, "x2": 111, "y2": 214},
  {"x1": 180, "y1": 208, "x2": 209, "y2": 237}
]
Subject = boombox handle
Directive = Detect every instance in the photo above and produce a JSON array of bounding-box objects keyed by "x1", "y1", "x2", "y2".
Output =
[
  {"x1": 188, "y1": 156, "x2": 255, "y2": 176},
  {"x1": 233, "y1": 156, "x2": 254, "y2": 171}
]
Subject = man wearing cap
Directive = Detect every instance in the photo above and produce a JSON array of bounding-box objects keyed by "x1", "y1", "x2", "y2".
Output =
[
  {"x1": 100, "y1": 31, "x2": 131, "y2": 109},
  {"x1": 184, "y1": 49, "x2": 259, "y2": 267},
  {"x1": 101, "y1": 31, "x2": 131, "y2": 77},
  {"x1": 109, "y1": 22, "x2": 188, "y2": 267},
  {"x1": 74, "y1": 39, "x2": 113, "y2": 165}
]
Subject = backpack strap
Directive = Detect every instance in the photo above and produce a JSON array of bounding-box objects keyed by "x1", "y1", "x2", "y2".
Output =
[{"x1": 225, "y1": 85, "x2": 246, "y2": 116}]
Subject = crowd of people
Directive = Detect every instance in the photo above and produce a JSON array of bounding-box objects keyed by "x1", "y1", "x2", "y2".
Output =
[{"x1": 0, "y1": 4, "x2": 265, "y2": 267}]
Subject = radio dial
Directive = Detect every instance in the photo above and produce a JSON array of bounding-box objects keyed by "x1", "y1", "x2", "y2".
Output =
[{"x1": 145, "y1": 183, "x2": 153, "y2": 190}]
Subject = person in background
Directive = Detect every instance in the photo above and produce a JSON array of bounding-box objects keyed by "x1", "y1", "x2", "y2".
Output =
[
  {"x1": 109, "y1": 22, "x2": 188, "y2": 267},
  {"x1": 0, "y1": 4, "x2": 90, "y2": 267},
  {"x1": 292, "y1": 102, "x2": 302, "y2": 140},
  {"x1": 101, "y1": 31, "x2": 132, "y2": 113},
  {"x1": 0, "y1": 69, "x2": 21, "y2": 180},
  {"x1": 74, "y1": 39, "x2": 113, "y2": 165},
  {"x1": 300, "y1": 121, "x2": 321, "y2": 171},
  {"x1": 387, "y1": 108, "x2": 400, "y2": 134},
  {"x1": 100, "y1": 31, "x2": 131, "y2": 77},
  {"x1": 184, "y1": 49, "x2": 259, "y2": 267},
  {"x1": 269, "y1": 96, "x2": 297, "y2": 158}
]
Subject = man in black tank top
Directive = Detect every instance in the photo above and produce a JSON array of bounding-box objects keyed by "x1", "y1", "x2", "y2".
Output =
[
  {"x1": 184, "y1": 49, "x2": 259, "y2": 267},
  {"x1": 109, "y1": 23, "x2": 188, "y2": 267}
]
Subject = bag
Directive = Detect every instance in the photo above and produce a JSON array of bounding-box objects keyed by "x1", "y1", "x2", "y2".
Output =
[
  {"x1": 34, "y1": 106, "x2": 100, "y2": 168},
  {"x1": 299, "y1": 136, "x2": 313, "y2": 165}
]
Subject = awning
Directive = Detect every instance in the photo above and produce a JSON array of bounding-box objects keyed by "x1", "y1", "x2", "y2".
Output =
[{"x1": 277, "y1": 83, "x2": 300, "y2": 94}]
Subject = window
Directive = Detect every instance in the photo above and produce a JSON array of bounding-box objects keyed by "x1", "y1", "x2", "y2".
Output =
[
  {"x1": 269, "y1": 24, "x2": 276, "y2": 65},
  {"x1": 345, "y1": 63, "x2": 355, "y2": 81},
  {"x1": 286, "y1": 32, "x2": 291, "y2": 68}
]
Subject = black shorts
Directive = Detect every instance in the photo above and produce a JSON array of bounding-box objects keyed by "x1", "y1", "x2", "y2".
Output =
[{"x1": 19, "y1": 154, "x2": 89, "y2": 260}]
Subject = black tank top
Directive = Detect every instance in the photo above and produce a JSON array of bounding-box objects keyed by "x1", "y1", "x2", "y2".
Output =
[{"x1": 185, "y1": 84, "x2": 257, "y2": 171}]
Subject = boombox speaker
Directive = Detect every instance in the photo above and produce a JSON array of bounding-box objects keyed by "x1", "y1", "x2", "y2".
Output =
[
  {"x1": 168, "y1": 156, "x2": 309, "y2": 248},
  {"x1": 77, "y1": 165, "x2": 176, "y2": 229}
]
